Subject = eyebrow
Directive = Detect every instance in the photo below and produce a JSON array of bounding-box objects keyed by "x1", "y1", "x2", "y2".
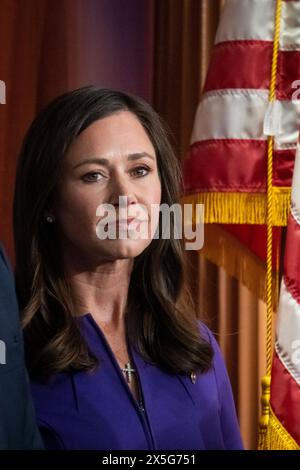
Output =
[{"x1": 72, "y1": 152, "x2": 155, "y2": 169}]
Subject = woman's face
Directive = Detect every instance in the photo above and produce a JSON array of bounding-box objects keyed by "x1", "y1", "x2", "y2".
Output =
[{"x1": 53, "y1": 110, "x2": 162, "y2": 265}]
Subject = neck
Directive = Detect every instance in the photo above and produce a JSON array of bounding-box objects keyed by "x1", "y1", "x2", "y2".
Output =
[{"x1": 63, "y1": 249, "x2": 134, "y2": 331}]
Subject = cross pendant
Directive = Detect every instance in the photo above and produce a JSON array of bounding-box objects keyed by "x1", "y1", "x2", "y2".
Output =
[{"x1": 122, "y1": 362, "x2": 136, "y2": 383}]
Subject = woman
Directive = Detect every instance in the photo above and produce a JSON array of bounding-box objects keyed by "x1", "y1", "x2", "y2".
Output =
[{"x1": 13, "y1": 86, "x2": 243, "y2": 450}]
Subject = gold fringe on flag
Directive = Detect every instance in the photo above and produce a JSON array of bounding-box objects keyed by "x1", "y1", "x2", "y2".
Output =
[
  {"x1": 181, "y1": 188, "x2": 291, "y2": 227},
  {"x1": 260, "y1": 402, "x2": 300, "y2": 450},
  {"x1": 196, "y1": 224, "x2": 280, "y2": 311}
]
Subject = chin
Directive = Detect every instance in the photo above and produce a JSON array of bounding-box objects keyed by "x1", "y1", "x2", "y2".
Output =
[{"x1": 96, "y1": 238, "x2": 150, "y2": 260}]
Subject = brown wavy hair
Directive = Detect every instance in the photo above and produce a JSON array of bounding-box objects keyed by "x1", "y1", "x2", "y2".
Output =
[{"x1": 13, "y1": 85, "x2": 213, "y2": 378}]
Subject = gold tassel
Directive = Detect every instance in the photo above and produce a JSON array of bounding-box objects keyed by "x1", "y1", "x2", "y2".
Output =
[
  {"x1": 258, "y1": 375, "x2": 271, "y2": 449},
  {"x1": 266, "y1": 410, "x2": 300, "y2": 449},
  {"x1": 259, "y1": 380, "x2": 300, "y2": 450}
]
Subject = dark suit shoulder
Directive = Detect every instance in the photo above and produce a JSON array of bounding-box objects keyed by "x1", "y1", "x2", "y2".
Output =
[
  {"x1": 0, "y1": 243, "x2": 11, "y2": 273},
  {"x1": 0, "y1": 243, "x2": 43, "y2": 449},
  {"x1": 0, "y1": 243, "x2": 14, "y2": 295}
]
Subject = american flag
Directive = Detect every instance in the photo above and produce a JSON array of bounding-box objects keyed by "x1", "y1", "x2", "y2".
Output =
[
  {"x1": 183, "y1": 0, "x2": 300, "y2": 224},
  {"x1": 182, "y1": 0, "x2": 300, "y2": 449},
  {"x1": 269, "y1": 134, "x2": 300, "y2": 449}
]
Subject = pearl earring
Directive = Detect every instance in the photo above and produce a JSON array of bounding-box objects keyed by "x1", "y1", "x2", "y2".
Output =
[{"x1": 46, "y1": 215, "x2": 55, "y2": 223}]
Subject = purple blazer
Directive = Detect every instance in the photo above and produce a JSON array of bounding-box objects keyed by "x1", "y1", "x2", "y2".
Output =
[{"x1": 30, "y1": 314, "x2": 244, "y2": 450}]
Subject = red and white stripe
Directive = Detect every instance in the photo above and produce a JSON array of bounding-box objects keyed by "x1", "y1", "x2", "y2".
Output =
[
  {"x1": 271, "y1": 135, "x2": 300, "y2": 446},
  {"x1": 184, "y1": 0, "x2": 300, "y2": 194}
]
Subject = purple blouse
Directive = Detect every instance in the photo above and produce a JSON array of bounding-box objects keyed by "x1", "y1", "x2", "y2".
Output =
[{"x1": 30, "y1": 314, "x2": 244, "y2": 450}]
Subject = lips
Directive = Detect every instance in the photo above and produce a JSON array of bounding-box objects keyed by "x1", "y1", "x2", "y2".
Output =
[
  {"x1": 104, "y1": 218, "x2": 145, "y2": 229},
  {"x1": 117, "y1": 218, "x2": 135, "y2": 224}
]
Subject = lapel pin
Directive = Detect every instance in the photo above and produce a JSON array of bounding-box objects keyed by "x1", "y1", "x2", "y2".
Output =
[{"x1": 190, "y1": 372, "x2": 197, "y2": 384}]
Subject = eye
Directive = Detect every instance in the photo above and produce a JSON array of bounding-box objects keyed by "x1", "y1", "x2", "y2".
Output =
[
  {"x1": 131, "y1": 166, "x2": 151, "y2": 177},
  {"x1": 82, "y1": 171, "x2": 104, "y2": 183}
]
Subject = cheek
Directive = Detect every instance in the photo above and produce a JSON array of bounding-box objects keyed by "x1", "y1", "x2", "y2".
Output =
[
  {"x1": 149, "y1": 180, "x2": 162, "y2": 214},
  {"x1": 55, "y1": 186, "x2": 100, "y2": 236},
  {"x1": 142, "y1": 183, "x2": 162, "y2": 238},
  {"x1": 146, "y1": 176, "x2": 162, "y2": 205}
]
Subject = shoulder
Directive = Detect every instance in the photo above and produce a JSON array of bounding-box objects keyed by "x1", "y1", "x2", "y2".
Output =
[
  {"x1": 198, "y1": 320, "x2": 223, "y2": 361},
  {"x1": 197, "y1": 319, "x2": 217, "y2": 346},
  {"x1": 0, "y1": 242, "x2": 12, "y2": 275},
  {"x1": 197, "y1": 320, "x2": 244, "y2": 449},
  {"x1": 0, "y1": 243, "x2": 20, "y2": 326},
  {"x1": 0, "y1": 243, "x2": 16, "y2": 298},
  {"x1": 0, "y1": 242, "x2": 23, "y2": 375},
  {"x1": 197, "y1": 320, "x2": 231, "y2": 389}
]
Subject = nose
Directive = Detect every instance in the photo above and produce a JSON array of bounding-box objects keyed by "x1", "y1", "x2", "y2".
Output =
[{"x1": 108, "y1": 172, "x2": 138, "y2": 212}]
